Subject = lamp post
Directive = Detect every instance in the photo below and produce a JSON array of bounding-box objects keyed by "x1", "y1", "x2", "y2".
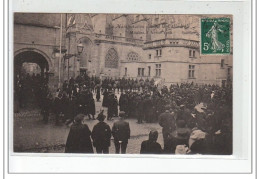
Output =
[
  {"x1": 63, "y1": 43, "x2": 84, "y2": 80},
  {"x1": 54, "y1": 43, "x2": 84, "y2": 85},
  {"x1": 63, "y1": 43, "x2": 84, "y2": 59}
]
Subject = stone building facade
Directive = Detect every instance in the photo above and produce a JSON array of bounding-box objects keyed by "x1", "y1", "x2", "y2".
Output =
[{"x1": 14, "y1": 13, "x2": 233, "y2": 88}]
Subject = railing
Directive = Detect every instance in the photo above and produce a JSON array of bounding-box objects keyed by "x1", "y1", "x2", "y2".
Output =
[{"x1": 144, "y1": 39, "x2": 199, "y2": 49}]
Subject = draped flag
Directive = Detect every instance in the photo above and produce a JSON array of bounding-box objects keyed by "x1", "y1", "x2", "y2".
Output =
[{"x1": 67, "y1": 14, "x2": 76, "y2": 30}]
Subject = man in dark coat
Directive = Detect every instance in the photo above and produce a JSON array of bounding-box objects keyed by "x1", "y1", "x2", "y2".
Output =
[
  {"x1": 76, "y1": 90, "x2": 87, "y2": 115},
  {"x1": 176, "y1": 105, "x2": 192, "y2": 124},
  {"x1": 41, "y1": 91, "x2": 53, "y2": 123},
  {"x1": 91, "y1": 111, "x2": 112, "y2": 154},
  {"x1": 102, "y1": 89, "x2": 109, "y2": 107},
  {"x1": 140, "y1": 130, "x2": 162, "y2": 154},
  {"x1": 112, "y1": 111, "x2": 130, "y2": 154},
  {"x1": 65, "y1": 114, "x2": 94, "y2": 153},
  {"x1": 86, "y1": 90, "x2": 95, "y2": 120},
  {"x1": 96, "y1": 84, "x2": 101, "y2": 102},
  {"x1": 119, "y1": 92, "x2": 128, "y2": 113},
  {"x1": 143, "y1": 95, "x2": 154, "y2": 123},
  {"x1": 65, "y1": 95, "x2": 77, "y2": 126},
  {"x1": 107, "y1": 93, "x2": 118, "y2": 120},
  {"x1": 136, "y1": 94, "x2": 144, "y2": 124},
  {"x1": 158, "y1": 105, "x2": 176, "y2": 152},
  {"x1": 168, "y1": 120, "x2": 191, "y2": 153}
]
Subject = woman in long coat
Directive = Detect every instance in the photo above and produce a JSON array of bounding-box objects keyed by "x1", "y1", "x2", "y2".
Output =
[{"x1": 65, "y1": 114, "x2": 94, "y2": 153}]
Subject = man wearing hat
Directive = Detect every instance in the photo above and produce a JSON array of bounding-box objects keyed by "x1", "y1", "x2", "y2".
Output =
[
  {"x1": 91, "y1": 110, "x2": 112, "y2": 154},
  {"x1": 65, "y1": 114, "x2": 94, "y2": 153},
  {"x1": 158, "y1": 105, "x2": 176, "y2": 152},
  {"x1": 112, "y1": 111, "x2": 131, "y2": 154},
  {"x1": 168, "y1": 120, "x2": 191, "y2": 153},
  {"x1": 140, "y1": 130, "x2": 162, "y2": 154}
]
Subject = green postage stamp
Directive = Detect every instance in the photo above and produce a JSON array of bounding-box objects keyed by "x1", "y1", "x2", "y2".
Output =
[{"x1": 201, "y1": 18, "x2": 230, "y2": 55}]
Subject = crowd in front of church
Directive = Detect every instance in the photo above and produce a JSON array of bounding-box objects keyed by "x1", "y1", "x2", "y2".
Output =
[{"x1": 14, "y1": 73, "x2": 232, "y2": 155}]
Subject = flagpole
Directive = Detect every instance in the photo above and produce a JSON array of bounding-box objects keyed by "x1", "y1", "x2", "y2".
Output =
[
  {"x1": 58, "y1": 14, "x2": 63, "y2": 88},
  {"x1": 67, "y1": 13, "x2": 70, "y2": 81}
]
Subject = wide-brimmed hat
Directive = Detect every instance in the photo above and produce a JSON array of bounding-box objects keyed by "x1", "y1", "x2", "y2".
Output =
[{"x1": 188, "y1": 129, "x2": 206, "y2": 147}]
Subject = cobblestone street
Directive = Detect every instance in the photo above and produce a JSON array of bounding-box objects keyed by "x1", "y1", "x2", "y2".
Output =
[{"x1": 13, "y1": 96, "x2": 164, "y2": 154}]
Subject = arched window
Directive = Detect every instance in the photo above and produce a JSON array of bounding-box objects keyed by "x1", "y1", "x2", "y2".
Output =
[
  {"x1": 105, "y1": 48, "x2": 118, "y2": 68},
  {"x1": 127, "y1": 52, "x2": 139, "y2": 61}
]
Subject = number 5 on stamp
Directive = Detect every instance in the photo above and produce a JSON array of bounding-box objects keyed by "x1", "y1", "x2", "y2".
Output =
[{"x1": 201, "y1": 18, "x2": 230, "y2": 55}]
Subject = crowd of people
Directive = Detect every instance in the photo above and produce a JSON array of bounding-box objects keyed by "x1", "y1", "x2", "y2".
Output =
[
  {"x1": 14, "y1": 73, "x2": 49, "y2": 112},
  {"x1": 14, "y1": 73, "x2": 233, "y2": 155}
]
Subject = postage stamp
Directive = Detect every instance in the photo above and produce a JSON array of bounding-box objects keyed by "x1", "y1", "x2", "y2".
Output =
[{"x1": 201, "y1": 18, "x2": 230, "y2": 55}]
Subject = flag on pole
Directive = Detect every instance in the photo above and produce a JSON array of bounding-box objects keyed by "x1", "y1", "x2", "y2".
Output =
[{"x1": 67, "y1": 14, "x2": 76, "y2": 30}]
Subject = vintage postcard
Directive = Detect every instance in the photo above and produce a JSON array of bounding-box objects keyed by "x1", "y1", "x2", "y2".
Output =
[{"x1": 13, "y1": 13, "x2": 233, "y2": 155}]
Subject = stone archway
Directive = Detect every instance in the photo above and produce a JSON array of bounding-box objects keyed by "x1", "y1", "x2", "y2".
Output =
[
  {"x1": 14, "y1": 49, "x2": 52, "y2": 109},
  {"x1": 14, "y1": 49, "x2": 50, "y2": 78}
]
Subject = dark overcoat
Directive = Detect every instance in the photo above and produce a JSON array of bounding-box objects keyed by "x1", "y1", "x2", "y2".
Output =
[
  {"x1": 91, "y1": 121, "x2": 112, "y2": 148},
  {"x1": 119, "y1": 94, "x2": 128, "y2": 112},
  {"x1": 102, "y1": 91, "x2": 109, "y2": 107},
  {"x1": 112, "y1": 120, "x2": 130, "y2": 143},
  {"x1": 86, "y1": 92, "x2": 95, "y2": 115},
  {"x1": 159, "y1": 111, "x2": 176, "y2": 134},
  {"x1": 140, "y1": 140, "x2": 162, "y2": 154},
  {"x1": 65, "y1": 123, "x2": 94, "y2": 153}
]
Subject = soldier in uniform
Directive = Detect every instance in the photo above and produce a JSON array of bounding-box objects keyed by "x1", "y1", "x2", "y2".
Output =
[
  {"x1": 91, "y1": 111, "x2": 112, "y2": 154},
  {"x1": 158, "y1": 105, "x2": 176, "y2": 153},
  {"x1": 112, "y1": 111, "x2": 130, "y2": 154}
]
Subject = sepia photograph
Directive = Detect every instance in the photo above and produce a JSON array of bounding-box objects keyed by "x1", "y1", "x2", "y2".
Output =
[{"x1": 13, "y1": 13, "x2": 233, "y2": 155}]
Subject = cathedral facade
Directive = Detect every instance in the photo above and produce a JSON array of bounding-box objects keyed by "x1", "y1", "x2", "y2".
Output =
[{"x1": 14, "y1": 13, "x2": 233, "y2": 88}]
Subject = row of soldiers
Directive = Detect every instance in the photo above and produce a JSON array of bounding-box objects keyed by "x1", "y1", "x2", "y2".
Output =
[
  {"x1": 101, "y1": 77, "x2": 157, "y2": 92},
  {"x1": 63, "y1": 73, "x2": 158, "y2": 93}
]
